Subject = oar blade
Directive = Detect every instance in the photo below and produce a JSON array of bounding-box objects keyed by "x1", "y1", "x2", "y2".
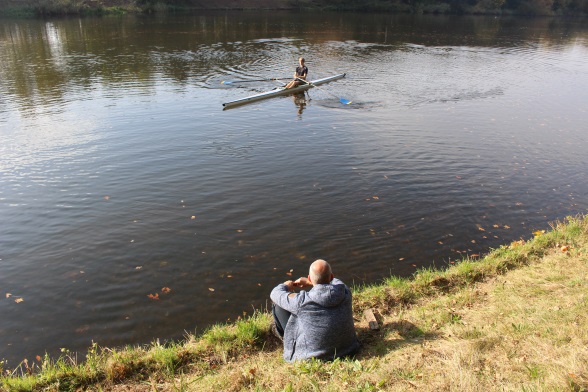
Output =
[
  {"x1": 221, "y1": 81, "x2": 233, "y2": 85},
  {"x1": 340, "y1": 98, "x2": 352, "y2": 105}
]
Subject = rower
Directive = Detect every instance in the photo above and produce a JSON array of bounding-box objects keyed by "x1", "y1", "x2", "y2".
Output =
[{"x1": 285, "y1": 57, "x2": 308, "y2": 89}]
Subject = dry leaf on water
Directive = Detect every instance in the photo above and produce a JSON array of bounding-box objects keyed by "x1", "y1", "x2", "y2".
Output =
[
  {"x1": 161, "y1": 287, "x2": 171, "y2": 294},
  {"x1": 5, "y1": 293, "x2": 11, "y2": 298},
  {"x1": 208, "y1": 288, "x2": 215, "y2": 292},
  {"x1": 15, "y1": 298, "x2": 24, "y2": 303},
  {"x1": 147, "y1": 293, "x2": 159, "y2": 300}
]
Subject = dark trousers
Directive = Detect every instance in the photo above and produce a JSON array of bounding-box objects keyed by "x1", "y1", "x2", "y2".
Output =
[{"x1": 272, "y1": 304, "x2": 291, "y2": 337}]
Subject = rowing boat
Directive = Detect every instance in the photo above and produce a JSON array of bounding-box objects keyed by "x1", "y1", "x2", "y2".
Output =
[{"x1": 222, "y1": 73, "x2": 346, "y2": 109}]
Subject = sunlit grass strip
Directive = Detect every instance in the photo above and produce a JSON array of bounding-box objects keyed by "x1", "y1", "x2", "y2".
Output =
[
  {"x1": 1, "y1": 215, "x2": 586, "y2": 391},
  {"x1": 352, "y1": 215, "x2": 587, "y2": 312},
  {"x1": 1, "y1": 312, "x2": 272, "y2": 391}
]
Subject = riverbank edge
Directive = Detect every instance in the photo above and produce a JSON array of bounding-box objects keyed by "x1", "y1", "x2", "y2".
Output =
[
  {"x1": 1, "y1": 214, "x2": 587, "y2": 391},
  {"x1": 1, "y1": 0, "x2": 586, "y2": 18}
]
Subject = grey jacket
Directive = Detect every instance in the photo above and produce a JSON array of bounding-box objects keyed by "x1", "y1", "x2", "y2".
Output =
[{"x1": 270, "y1": 278, "x2": 360, "y2": 362}]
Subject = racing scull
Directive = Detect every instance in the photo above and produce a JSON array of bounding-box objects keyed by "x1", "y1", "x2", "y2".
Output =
[{"x1": 222, "y1": 73, "x2": 346, "y2": 109}]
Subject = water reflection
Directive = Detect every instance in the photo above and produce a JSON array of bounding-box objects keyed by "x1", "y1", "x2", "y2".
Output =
[
  {"x1": 292, "y1": 92, "x2": 308, "y2": 116},
  {"x1": 0, "y1": 12, "x2": 587, "y2": 367},
  {"x1": 1, "y1": 13, "x2": 587, "y2": 117}
]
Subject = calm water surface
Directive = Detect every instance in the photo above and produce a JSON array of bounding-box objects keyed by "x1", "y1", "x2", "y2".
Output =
[{"x1": 1, "y1": 12, "x2": 587, "y2": 365}]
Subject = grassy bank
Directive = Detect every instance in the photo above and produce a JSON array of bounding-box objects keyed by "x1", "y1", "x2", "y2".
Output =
[{"x1": 2, "y1": 215, "x2": 588, "y2": 391}]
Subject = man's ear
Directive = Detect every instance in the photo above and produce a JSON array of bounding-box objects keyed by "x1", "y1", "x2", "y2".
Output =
[
  {"x1": 307, "y1": 275, "x2": 312, "y2": 284},
  {"x1": 330, "y1": 273, "x2": 334, "y2": 282}
]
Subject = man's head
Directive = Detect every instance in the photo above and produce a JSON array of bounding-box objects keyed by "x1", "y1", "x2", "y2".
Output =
[
  {"x1": 299, "y1": 57, "x2": 305, "y2": 66},
  {"x1": 308, "y1": 259, "x2": 333, "y2": 285}
]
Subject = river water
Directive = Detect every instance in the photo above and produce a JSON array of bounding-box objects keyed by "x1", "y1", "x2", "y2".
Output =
[{"x1": 0, "y1": 11, "x2": 587, "y2": 366}]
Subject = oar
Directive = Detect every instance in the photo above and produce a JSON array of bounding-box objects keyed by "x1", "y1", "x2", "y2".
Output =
[
  {"x1": 297, "y1": 78, "x2": 352, "y2": 105},
  {"x1": 221, "y1": 77, "x2": 289, "y2": 85}
]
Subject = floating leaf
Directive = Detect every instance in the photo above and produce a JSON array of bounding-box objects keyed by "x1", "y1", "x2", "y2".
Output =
[
  {"x1": 191, "y1": 216, "x2": 197, "y2": 220},
  {"x1": 471, "y1": 240, "x2": 476, "y2": 244},
  {"x1": 5, "y1": 293, "x2": 11, "y2": 298},
  {"x1": 104, "y1": 196, "x2": 110, "y2": 201},
  {"x1": 504, "y1": 225, "x2": 511, "y2": 229},
  {"x1": 208, "y1": 288, "x2": 215, "y2": 292},
  {"x1": 372, "y1": 196, "x2": 379, "y2": 200},
  {"x1": 399, "y1": 258, "x2": 405, "y2": 261},
  {"x1": 227, "y1": 275, "x2": 233, "y2": 278},
  {"x1": 15, "y1": 298, "x2": 24, "y2": 303},
  {"x1": 438, "y1": 241, "x2": 443, "y2": 245},
  {"x1": 147, "y1": 293, "x2": 159, "y2": 300},
  {"x1": 135, "y1": 266, "x2": 142, "y2": 270},
  {"x1": 493, "y1": 224, "x2": 500, "y2": 228},
  {"x1": 161, "y1": 287, "x2": 171, "y2": 294}
]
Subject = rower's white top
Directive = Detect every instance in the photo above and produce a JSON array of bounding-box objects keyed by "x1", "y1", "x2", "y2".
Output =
[{"x1": 222, "y1": 73, "x2": 346, "y2": 108}]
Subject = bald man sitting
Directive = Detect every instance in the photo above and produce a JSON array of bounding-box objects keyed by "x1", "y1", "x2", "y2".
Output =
[{"x1": 270, "y1": 259, "x2": 360, "y2": 362}]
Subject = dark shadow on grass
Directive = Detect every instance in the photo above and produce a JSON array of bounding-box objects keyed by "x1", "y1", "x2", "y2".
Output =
[{"x1": 355, "y1": 319, "x2": 442, "y2": 358}]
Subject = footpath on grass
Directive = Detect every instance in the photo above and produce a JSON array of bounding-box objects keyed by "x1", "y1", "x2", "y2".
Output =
[{"x1": 2, "y1": 215, "x2": 588, "y2": 391}]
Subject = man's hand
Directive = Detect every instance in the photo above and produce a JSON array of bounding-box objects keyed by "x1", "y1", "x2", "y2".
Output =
[
  {"x1": 294, "y1": 277, "x2": 312, "y2": 288},
  {"x1": 283, "y1": 280, "x2": 295, "y2": 292}
]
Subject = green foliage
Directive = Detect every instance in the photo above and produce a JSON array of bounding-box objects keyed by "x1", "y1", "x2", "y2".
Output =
[{"x1": 1, "y1": 0, "x2": 587, "y2": 16}]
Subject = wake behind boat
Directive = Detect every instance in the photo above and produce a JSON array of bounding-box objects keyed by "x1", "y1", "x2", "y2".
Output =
[{"x1": 222, "y1": 73, "x2": 346, "y2": 109}]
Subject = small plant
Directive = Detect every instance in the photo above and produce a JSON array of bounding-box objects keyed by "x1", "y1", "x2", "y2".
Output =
[{"x1": 525, "y1": 364, "x2": 543, "y2": 380}]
